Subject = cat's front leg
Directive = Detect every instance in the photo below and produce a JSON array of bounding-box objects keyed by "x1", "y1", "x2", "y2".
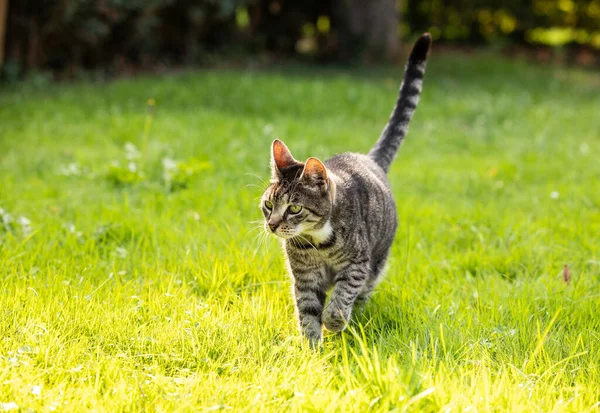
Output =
[
  {"x1": 292, "y1": 269, "x2": 327, "y2": 348},
  {"x1": 323, "y1": 262, "x2": 369, "y2": 332}
]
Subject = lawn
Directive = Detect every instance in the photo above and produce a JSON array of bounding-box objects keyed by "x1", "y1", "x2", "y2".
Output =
[{"x1": 1, "y1": 52, "x2": 599, "y2": 412}]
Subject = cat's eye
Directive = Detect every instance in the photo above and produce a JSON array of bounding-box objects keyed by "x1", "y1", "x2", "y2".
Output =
[
  {"x1": 264, "y1": 201, "x2": 273, "y2": 210},
  {"x1": 288, "y1": 205, "x2": 302, "y2": 214}
]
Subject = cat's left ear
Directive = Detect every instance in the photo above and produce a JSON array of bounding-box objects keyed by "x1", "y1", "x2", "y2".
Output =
[{"x1": 301, "y1": 157, "x2": 329, "y2": 191}]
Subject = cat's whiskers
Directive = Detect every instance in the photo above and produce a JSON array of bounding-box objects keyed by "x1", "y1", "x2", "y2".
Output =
[
  {"x1": 246, "y1": 221, "x2": 270, "y2": 256},
  {"x1": 295, "y1": 234, "x2": 318, "y2": 251},
  {"x1": 250, "y1": 228, "x2": 270, "y2": 259},
  {"x1": 245, "y1": 172, "x2": 269, "y2": 188},
  {"x1": 245, "y1": 226, "x2": 265, "y2": 238},
  {"x1": 246, "y1": 183, "x2": 267, "y2": 191},
  {"x1": 289, "y1": 236, "x2": 305, "y2": 251},
  {"x1": 245, "y1": 220, "x2": 266, "y2": 233},
  {"x1": 246, "y1": 172, "x2": 271, "y2": 210}
]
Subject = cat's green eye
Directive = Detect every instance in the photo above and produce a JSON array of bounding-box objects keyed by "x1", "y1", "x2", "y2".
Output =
[
  {"x1": 288, "y1": 205, "x2": 302, "y2": 214},
  {"x1": 264, "y1": 201, "x2": 273, "y2": 210}
]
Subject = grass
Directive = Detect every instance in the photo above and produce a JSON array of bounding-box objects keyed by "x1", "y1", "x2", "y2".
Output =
[{"x1": 1, "y1": 52, "x2": 599, "y2": 412}]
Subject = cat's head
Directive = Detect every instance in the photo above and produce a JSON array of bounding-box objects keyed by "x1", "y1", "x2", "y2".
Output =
[{"x1": 260, "y1": 140, "x2": 335, "y2": 239}]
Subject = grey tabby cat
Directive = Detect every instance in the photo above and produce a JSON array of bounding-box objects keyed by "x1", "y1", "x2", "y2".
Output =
[{"x1": 260, "y1": 33, "x2": 431, "y2": 347}]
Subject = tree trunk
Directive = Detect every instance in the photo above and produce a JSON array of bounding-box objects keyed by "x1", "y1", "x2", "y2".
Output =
[
  {"x1": 0, "y1": 0, "x2": 8, "y2": 66},
  {"x1": 337, "y1": 0, "x2": 400, "y2": 62}
]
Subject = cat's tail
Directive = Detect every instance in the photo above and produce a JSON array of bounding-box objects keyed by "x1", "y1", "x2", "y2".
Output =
[{"x1": 368, "y1": 33, "x2": 431, "y2": 173}]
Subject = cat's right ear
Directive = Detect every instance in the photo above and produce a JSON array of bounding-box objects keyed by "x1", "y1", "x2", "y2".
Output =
[{"x1": 271, "y1": 139, "x2": 296, "y2": 179}]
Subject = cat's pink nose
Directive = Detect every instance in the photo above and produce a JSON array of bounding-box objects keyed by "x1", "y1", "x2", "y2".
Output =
[{"x1": 268, "y1": 222, "x2": 279, "y2": 232}]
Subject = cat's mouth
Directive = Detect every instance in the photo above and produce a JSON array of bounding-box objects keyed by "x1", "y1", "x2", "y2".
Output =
[
  {"x1": 266, "y1": 224, "x2": 299, "y2": 239},
  {"x1": 270, "y1": 229, "x2": 296, "y2": 239}
]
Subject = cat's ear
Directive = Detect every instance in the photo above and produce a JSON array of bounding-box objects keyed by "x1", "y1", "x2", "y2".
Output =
[
  {"x1": 271, "y1": 139, "x2": 297, "y2": 179},
  {"x1": 301, "y1": 157, "x2": 329, "y2": 190}
]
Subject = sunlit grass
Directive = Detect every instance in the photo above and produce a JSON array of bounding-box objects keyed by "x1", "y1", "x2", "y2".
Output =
[{"x1": 1, "y1": 54, "x2": 599, "y2": 412}]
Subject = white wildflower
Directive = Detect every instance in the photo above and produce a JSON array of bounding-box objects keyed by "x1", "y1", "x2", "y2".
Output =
[{"x1": 0, "y1": 402, "x2": 19, "y2": 411}]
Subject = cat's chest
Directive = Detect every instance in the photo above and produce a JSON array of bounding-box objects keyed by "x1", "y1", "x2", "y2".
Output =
[{"x1": 285, "y1": 243, "x2": 350, "y2": 274}]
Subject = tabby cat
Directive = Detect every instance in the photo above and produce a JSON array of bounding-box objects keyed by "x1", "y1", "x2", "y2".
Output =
[{"x1": 260, "y1": 34, "x2": 431, "y2": 347}]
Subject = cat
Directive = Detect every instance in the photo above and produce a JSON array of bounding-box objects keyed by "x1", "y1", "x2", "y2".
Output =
[{"x1": 260, "y1": 33, "x2": 431, "y2": 347}]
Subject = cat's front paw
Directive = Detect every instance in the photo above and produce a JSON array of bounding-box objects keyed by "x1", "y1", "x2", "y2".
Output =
[
  {"x1": 322, "y1": 303, "x2": 350, "y2": 332},
  {"x1": 303, "y1": 327, "x2": 323, "y2": 349}
]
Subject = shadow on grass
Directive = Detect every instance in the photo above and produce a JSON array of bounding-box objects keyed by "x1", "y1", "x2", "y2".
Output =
[{"x1": 323, "y1": 298, "x2": 424, "y2": 355}]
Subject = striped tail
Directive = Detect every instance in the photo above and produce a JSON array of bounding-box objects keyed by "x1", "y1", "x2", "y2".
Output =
[{"x1": 368, "y1": 33, "x2": 431, "y2": 173}]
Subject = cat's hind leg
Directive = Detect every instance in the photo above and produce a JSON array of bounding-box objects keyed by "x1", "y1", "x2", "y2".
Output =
[{"x1": 355, "y1": 253, "x2": 390, "y2": 307}]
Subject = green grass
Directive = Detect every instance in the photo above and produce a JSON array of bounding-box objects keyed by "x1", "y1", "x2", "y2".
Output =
[{"x1": 1, "y1": 53, "x2": 599, "y2": 412}]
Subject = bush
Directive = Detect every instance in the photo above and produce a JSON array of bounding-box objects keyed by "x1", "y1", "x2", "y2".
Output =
[
  {"x1": 4, "y1": 0, "x2": 247, "y2": 76},
  {"x1": 2, "y1": 0, "x2": 599, "y2": 78}
]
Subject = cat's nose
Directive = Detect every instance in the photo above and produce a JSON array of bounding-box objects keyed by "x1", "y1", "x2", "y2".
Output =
[{"x1": 268, "y1": 222, "x2": 279, "y2": 232}]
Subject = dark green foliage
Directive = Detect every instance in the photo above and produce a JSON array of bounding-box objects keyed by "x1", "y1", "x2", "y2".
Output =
[
  {"x1": 404, "y1": 0, "x2": 600, "y2": 47},
  {"x1": 4, "y1": 0, "x2": 245, "y2": 75},
  {"x1": 2, "y1": 0, "x2": 599, "y2": 78}
]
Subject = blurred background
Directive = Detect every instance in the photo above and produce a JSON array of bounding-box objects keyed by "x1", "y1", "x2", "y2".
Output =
[{"x1": 1, "y1": 0, "x2": 599, "y2": 80}]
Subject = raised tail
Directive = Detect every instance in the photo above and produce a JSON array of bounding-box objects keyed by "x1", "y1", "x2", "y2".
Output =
[{"x1": 368, "y1": 33, "x2": 431, "y2": 173}]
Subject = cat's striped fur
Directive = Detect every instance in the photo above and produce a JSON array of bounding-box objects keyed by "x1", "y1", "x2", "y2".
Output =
[{"x1": 260, "y1": 34, "x2": 431, "y2": 347}]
